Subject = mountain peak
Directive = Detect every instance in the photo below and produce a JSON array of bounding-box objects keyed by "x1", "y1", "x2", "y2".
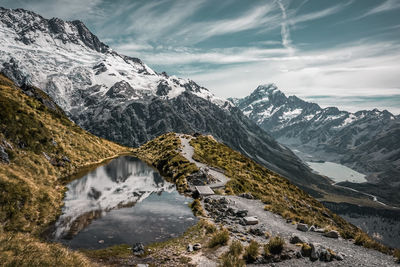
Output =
[
  {"x1": 254, "y1": 83, "x2": 279, "y2": 95},
  {"x1": 0, "y1": 7, "x2": 109, "y2": 53}
]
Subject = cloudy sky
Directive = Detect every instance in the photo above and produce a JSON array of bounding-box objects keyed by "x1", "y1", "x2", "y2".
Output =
[{"x1": 3, "y1": 0, "x2": 400, "y2": 113}]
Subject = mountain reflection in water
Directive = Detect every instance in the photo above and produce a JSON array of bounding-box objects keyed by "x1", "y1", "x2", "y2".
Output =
[{"x1": 52, "y1": 156, "x2": 196, "y2": 249}]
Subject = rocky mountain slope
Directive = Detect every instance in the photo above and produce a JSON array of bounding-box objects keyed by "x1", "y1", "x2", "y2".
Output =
[
  {"x1": 0, "y1": 7, "x2": 345, "y2": 198},
  {"x1": 231, "y1": 84, "x2": 400, "y2": 206}
]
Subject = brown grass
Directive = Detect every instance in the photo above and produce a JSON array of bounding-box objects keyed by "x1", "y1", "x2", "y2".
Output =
[{"x1": 0, "y1": 74, "x2": 129, "y2": 266}]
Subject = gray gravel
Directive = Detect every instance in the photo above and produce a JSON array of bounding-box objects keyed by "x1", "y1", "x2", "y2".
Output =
[{"x1": 216, "y1": 195, "x2": 398, "y2": 267}]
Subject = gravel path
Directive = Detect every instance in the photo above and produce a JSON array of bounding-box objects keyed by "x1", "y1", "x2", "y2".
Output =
[
  {"x1": 178, "y1": 134, "x2": 229, "y2": 188},
  {"x1": 213, "y1": 195, "x2": 397, "y2": 267}
]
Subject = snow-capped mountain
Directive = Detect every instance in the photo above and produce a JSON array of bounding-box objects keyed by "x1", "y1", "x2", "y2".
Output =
[
  {"x1": 232, "y1": 84, "x2": 400, "y2": 205},
  {"x1": 0, "y1": 7, "x2": 333, "y2": 195}
]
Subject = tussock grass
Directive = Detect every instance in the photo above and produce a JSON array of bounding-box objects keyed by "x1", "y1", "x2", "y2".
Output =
[
  {"x1": 208, "y1": 228, "x2": 230, "y2": 248},
  {"x1": 189, "y1": 199, "x2": 205, "y2": 216},
  {"x1": 394, "y1": 249, "x2": 400, "y2": 263},
  {"x1": 243, "y1": 240, "x2": 259, "y2": 262},
  {"x1": 219, "y1": 241, "x2": 245, "y2": 267},
  {"x1": 354, "y1": 232, "x2": 390, "y2": 254},
  {"x1": 0, "y1": 231, "x2": 91, "y2": 267},
  {"x1": 264, "y1": 236, "x2": 285, "y2": 255}
]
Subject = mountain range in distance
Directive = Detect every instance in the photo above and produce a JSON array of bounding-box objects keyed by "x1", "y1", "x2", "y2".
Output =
[{"x1": 231, "y1": 84, "x2": 400, "y2": 206}]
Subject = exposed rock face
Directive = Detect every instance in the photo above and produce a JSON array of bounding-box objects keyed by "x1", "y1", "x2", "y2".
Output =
[{"x1": 232, "y1": 84, "x2": 400, "y2": 206}]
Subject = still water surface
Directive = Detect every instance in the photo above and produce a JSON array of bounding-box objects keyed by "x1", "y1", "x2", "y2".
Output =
[{"x1": 52, "y1": 156, "x2": 197, "y2": 249}]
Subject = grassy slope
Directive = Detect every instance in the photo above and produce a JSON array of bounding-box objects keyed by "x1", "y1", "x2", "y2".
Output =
[
  {"x1": 190, "y1": 135, "x2": 391, "y2": 254},
  {"x1": 0, "y1": 75, "x2": 129, "y2": 266}
]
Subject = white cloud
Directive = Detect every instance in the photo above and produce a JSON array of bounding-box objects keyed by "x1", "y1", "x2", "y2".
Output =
[
  {"x1": 277, "y1": 0, "x2": 294, "y2": 52},
  {"x1": 173, "y1": 3, "x2": 280, "y2": 44},
  {"x1": 4, "y1": 0, "x2": 105, "y2": 20},
  {"x1": 360, "y1": 0, "x2": 400, "y2": 18},
  {"x1": 181, "y1": 41, "x2": 400, "y2": 114}
]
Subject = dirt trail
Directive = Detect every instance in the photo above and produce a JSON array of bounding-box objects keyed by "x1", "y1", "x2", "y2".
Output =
[{"x1": 178, "y1": 134, "x2": 229, "y2": 188}]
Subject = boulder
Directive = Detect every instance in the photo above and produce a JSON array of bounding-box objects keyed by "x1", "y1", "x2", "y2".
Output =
[
  {"x1": 309, "y1": 225, "x2": 315, "y2": 232},
  {"x1": 132, "y1": 242, "x2": 145, "y2": 256},
  {"x1": 310, "y1": 243, "x2": 322, "y2": 261},
  {"x1": 244, "y1": 216, "x2": 258, "y2": 225},
  {"x1": 296, "y1": 223, "x2": 308, "y2": 232},
  {"x1": 324, "y1": 230, "x2": 339, "y2": 239},
  {"x1": 289, "y1": 234, "x2": 308, "y2": 244},
  {"x1": 239, "y1": 193, "x2": 254, "y2": 199}
]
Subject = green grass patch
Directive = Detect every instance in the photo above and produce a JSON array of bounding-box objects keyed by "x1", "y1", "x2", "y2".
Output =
[{"x1": 81, "y1": 244, "x2": 131, "y2": 260}]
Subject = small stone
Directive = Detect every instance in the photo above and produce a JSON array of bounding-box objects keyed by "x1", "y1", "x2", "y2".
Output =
[
  {"x1": 187, "y1": 244, "x2": 193, "y2": 252},
  {"x1": 193, "y1": 243, "x2": 202, "y2": 250},
  {"x1": 236, "y1": 209, "x2": 248, "y2": 217},
  {"x1": 98, "y1": 240, "x2": 104, "y2": 244},
  {"x1": 286, "y1": 218, "x2": 292, "y2": 223},
  {"x1": 244, "y1": 216, "x2": 258, "y2": 225},
  {"x1": 219, "y1": 197, "x2": 228, "y2": 204},
  {"x1": 296, "y1": 223, "x2": 308, "y2": 232},
  {"x1": 324, "y1": 230, "x2": 339, "y2": 239},
  {"x1": 335, "y1": 252, "x2": 344, "y2": 261},
  {"x1": 249, "y1": 226, "x2": 265, "y2": 236}
]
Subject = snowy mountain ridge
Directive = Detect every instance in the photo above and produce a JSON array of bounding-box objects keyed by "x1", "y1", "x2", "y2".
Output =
[{"x1": 0, "y1": 7, "x2": 229, "y2": 113}]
